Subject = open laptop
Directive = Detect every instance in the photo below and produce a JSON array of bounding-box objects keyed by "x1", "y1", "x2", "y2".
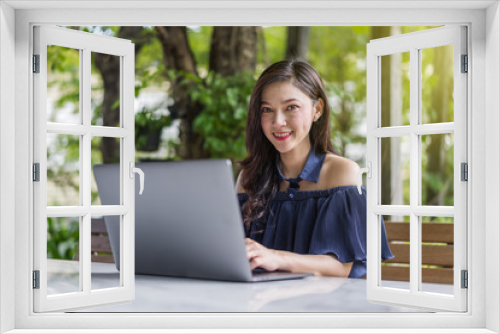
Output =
[{"x1": 93, "y1": 160, "x2": 311, "y2": 282}]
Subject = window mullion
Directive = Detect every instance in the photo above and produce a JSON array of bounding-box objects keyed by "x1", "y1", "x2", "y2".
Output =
[
  {"x1": 46, "y1": 123, "x2": 130, "y2": 138},
  {"x1": 80, "y1": 47, "x2": 92, "y2": 294},
  {"x1": 409, "y1": 47, "x2": 420, "y2": 294},
  {"x1": 82, "y1": 47, "x2": 91, "y2": 210}
]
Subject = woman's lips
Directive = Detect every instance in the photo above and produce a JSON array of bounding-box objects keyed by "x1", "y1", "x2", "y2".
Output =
[{"x1": 273, "y1": 131, "x2": 292, "y2": 141}]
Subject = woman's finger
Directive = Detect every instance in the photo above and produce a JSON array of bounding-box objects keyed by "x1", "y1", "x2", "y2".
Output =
[
  {"x1": 245, "y1": 243, "x2": 256, "y2": 254},
  {"x1": 246, "y1": 248, "x2": 263, "y2": 260},
  {"x1": 249, "y1": 256, "x2": 263, "y2": 270}
]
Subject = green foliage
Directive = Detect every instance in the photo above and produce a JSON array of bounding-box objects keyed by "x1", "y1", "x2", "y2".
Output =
[
  {"x1": 46, "y1": 134, "x2": 80, "y2": 205},
  {"x1": 135, "y1": 107, "x2": 172, "y2": 129},
  {"x1": 47, "y1": 217, "x2": 79, "y2": 260},
  {"x1": 257, "y1": 26, "x2": 287, "y2": 70},
  {"x1": 184, "y1": 70, "x2": 256, "y2": 161},
  {"x1": 421, "y1": 134, "x2": 455, "y2": 206},
  {"x1": 308, "y1": 27, "x2": 371, "y2": 159},
  {"x1": 186, "y1": 26, "x2": 214, "y2": 73},
  {"x1": 45, "y1": 25, "x2": 454, "y2": 207},
  {"x1": 136, "y1": 27, "x2": 164, "y2": 71},
  {"x1": 135, "y1": 107, "x2": 172, "y2": 151},
  {"x1": 135, "y1": 63, "x2": 168, "y2": 98},
  {"x1": 47, "y1": 45, "x2": 80, "y2": 120}
]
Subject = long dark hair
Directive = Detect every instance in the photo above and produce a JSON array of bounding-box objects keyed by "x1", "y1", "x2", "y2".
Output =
[{"x1": 239, "y1": 60, "x2": 337, "y2": 227}]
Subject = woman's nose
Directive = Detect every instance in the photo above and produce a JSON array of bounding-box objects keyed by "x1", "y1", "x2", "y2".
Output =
[{"x1": 273, "y1": 111, "x2": 286, "y2": 126}]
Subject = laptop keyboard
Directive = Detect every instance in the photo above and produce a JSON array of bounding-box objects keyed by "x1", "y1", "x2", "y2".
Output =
[{"x1": 251, "y1": 268, "x2": 312, "y2": 281}]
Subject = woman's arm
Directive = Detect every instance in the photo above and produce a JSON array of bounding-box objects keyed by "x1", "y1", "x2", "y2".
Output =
[{"x1": 245, "y1": 238, "x2": 353, "y2": 278}]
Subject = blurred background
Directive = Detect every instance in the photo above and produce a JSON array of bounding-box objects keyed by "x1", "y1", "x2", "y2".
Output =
[
  {"x1": 46, "y1": 27, "x2": 455, "y2": 288},
  {"x1": 47, "y1": 26, "x2": 453, "y2": 207}
]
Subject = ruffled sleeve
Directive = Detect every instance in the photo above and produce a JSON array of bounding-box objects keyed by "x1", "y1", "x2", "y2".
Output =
[
  {"x1": 237, "y1": 187, "x2": 394, "y2": 278},
  {"x1": 307, "y1": 187, "x2": 393, "y2": 278}
]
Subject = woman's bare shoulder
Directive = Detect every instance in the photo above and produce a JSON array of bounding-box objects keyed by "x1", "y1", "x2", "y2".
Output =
[
  {"x1": 235, "y1": 171, "x2": 246, "y2": 194},
  {"x1": 318, "y1": 153, "x2": 360, "y2": 189}
]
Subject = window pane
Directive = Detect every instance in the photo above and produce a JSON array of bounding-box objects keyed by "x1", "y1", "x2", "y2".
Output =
[
  {"x1": 380, "y1": 52, "x2": 410, "y2": 127},
  {"x1": 421, "y1": 45, "x2": 454, "y2": 124},
  {"x1": 47, "y1": 216, "x2": 80, "y2": 295},
  {"x1": 381, "y1": 136, "x2": 410, "y2": 205},
  {"x1": 420, "y1": 216, "x2": 454, "y2": 295},
  {"x1": 91, "y1": 136, "x2": 121, "y2": 205},
  {"x1": 421, "y1": 133, "x2": 454, "y2": 206},
  {"x1": 91, "y1": 52, "x2": 121, "y2": 127},
  {"x1": 46, "y1": 45, "x2": 80, "y2": 124},
  {"x1": 380, "y1": 215, "x2": 410, "y2": 291},
  {"x1": 91, "y1": 216, "x2": 121, "y2": 290},
  {"x1": 47, "y1": 133, "x2": 80, "y2": 206}
]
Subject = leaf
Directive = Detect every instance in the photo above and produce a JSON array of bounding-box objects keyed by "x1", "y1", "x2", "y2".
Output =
[{"x1": 111, "y1": 98, "x2": 120, "y2": 110}]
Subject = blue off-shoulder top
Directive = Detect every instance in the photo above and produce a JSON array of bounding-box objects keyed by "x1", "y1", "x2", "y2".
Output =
[{"x1": 237, "y1": 149, "x2": 394, "y2": 278}]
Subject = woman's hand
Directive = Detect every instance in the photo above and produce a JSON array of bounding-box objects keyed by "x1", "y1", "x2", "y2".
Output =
[
  {"x1": 245, "y1": 238, "x2": 353, "y2": 277},
  {"x1": 245, "y1": 238, "x2": 284, "y2": 272}
]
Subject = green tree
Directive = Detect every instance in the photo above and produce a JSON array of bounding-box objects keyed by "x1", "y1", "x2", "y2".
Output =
[
  {"x1": 308, "y1": 27, "x2": 372, "y2": 160},
  {"x1": 155, "y1": 26, "x2": 259, "y2": 160}
]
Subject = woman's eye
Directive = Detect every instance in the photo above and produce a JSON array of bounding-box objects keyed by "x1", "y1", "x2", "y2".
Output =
[
  {"x1": 287, "y1": 105, "x2": 298, "y2": 111},
  {"x1": 261, "y1": 107, "x2": 272, "y2": 113}
]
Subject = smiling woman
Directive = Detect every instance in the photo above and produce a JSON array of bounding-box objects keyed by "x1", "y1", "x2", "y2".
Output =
[
  {"x1": 1, "y1": 1, "x2": 496, "y2": 331},
  {"x1": 237, "y1": 60, "x2": 393, "y2": 278}
]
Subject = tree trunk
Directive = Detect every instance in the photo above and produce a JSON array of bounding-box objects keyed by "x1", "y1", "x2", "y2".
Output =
[
  {"x1": 209, "y1": 27, "x2": 258, "y2": 77},
  {"x1": 94, "y1": 27, "x2": 150, "y2": 163},
  {"x1": 257, "y1": 27, "x2": 269, "y2": 67},
  {"x1": 155, "y1": 26, "x2": 207, "y2": 159},
  {"x1": 155, "y1": 26, "x2": 257, "y2": 159},
  {"x1": 285, "y1": 27, "x2": 310, "y2": 61}
]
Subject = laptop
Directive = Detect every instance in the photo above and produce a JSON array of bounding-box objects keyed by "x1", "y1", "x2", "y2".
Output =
[{"x1": 93, "y1": 160, "x2": 311, "y2": 282}]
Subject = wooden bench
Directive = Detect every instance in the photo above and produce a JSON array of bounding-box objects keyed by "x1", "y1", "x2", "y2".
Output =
[
  {"x1": 74, "y1": 218, "x2": 115, "y2": 263},
  {"x1": 382, "y1": 220, "x2": 454, "y2": 285}
]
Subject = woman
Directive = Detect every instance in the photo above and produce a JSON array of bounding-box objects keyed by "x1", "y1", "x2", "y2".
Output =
[{"x1": 236, "y1": 60, "x2": 393, "y2": 278}]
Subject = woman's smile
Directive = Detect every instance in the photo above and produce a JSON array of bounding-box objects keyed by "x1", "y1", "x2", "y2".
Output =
[{"x1": 273, "y1": 131, "x2": 293, "y2": 140}]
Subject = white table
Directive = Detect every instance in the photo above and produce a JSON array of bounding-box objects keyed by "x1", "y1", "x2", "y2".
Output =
[{"x1": 47, "y1": 260, "x2": 453, "y2": 313}]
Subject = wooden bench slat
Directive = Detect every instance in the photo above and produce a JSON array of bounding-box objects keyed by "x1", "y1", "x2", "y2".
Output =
[
  {"x1": 74, "y1": 218, "x2": 114, "y2": 264},
  {"x1": 90, "y1": 235, "x2": 113, "y2": 253},
  {"x1": 381, "y1": 266, "x2": 454, "y2": 284},
  {"x1": 90, "y1": 255, "x2": 115, "y2": 263},
  {"x1": 384, "y1": 243, "x2": 454, "y2": 266},
  {"x1": 385, "y1": 222, "x2": 454, "y2": 244},
  {"x1": 91, "y1": 218, "x2": 108, "y2": 234},
  {"x1": 381, "y1": 220, "x2": 455, "y2": 284},
  {"x1": 75, "y1": 252, "x2": 114, "y2": 262}
]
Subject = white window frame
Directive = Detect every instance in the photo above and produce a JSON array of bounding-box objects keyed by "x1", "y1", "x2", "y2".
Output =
[
  {"x1": 0, "y1": 1, "x2": 498, "y2": 333},
  {"x1": 33, "y1": 25, "x2": 136, "y2": 312},
  {"x1": 366, "y1": 26, "x2": 468, "y2": 312}
]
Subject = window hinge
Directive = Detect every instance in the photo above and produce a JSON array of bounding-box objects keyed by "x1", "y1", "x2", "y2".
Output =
[
  {"x1": 461, "y1": 270, "x2": 468, "y2": 289},
  {"x1": 33, "y1": 54, "x2": 40, "y2": 73},
  {"x1": 461, "y1": 162, "x2": 468, "y2": 181},
  {"x1": 33, "y1": 163, "x2": 40, "y2": 182},
  {"x1": 461, "y1": 54, "x2": 468, "y2": 73},
  {"x1": 33, "y1": 270, "x2": 40, "y2": 289}
]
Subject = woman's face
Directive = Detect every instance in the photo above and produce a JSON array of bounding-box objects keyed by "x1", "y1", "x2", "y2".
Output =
[{"x1": 260, "y1": 81, "x2": 323, "y2": 155}]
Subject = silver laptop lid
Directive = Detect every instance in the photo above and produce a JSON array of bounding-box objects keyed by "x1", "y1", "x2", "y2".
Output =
[{"x1": 93, "y1": 160, "x2": 253, "y2": 281}]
